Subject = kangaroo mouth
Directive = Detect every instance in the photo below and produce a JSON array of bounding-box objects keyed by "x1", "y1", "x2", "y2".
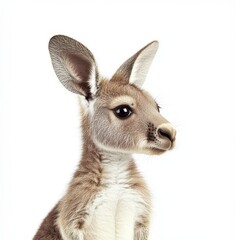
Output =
[
  {"x1": 150, "y1": 147, "x2": 166, "y2": 155},
  {"x1": 147, "y1": 138, "x2": 175, "y2": 154},
  {"x1": 138, "y1": 137, "x2": 175, "y2": 155}
]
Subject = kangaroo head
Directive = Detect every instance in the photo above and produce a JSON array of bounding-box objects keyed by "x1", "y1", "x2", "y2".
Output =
[{"x1": 49, "y1": 35, "x2": 176, "y2": 155}]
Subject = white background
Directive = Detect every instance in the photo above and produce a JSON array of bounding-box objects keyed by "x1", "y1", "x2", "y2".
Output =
[{"x1": 1, "y1": 0, "x2": 239, "y2": 239}]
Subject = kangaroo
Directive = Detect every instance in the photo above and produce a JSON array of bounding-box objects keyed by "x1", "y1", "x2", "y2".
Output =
[{"x1": 33, "y1": 35, "x2": 176, "y2": 240}]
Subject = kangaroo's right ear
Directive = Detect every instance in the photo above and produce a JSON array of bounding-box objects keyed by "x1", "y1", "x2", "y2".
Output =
[{"x1": 49, "y1": 35, "x2": 99, "y2": 100}]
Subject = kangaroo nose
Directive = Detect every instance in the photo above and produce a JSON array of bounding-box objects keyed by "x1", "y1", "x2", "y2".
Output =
[{"x1": 157, "y1": 123, "x2": 176, "y2": 141}]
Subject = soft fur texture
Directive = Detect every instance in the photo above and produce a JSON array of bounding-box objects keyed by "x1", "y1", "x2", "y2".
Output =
[{"x1": 33, "y1": 35, "x2": 176, "y2": 240}]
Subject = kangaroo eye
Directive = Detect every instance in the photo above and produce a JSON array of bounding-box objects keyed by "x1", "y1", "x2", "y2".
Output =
[{"x1": 113, "y1": 105, "x2": 132, "y2": 119}]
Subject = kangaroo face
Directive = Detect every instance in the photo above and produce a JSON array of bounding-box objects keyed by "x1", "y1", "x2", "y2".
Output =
[
  {"x1": 90, "y1": 80, "x2": 176, "y2": 155},
  {"x1": 48, "y1": 35, "x2": 176, "y2": 155}
]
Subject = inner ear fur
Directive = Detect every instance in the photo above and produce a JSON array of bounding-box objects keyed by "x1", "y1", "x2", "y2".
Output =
[
  {"x1": 49, "y1": 35, "x2": 99, "y2": 99},
  {"x1": 111, "y1": 41, "x2": 159, "y2": 88}
]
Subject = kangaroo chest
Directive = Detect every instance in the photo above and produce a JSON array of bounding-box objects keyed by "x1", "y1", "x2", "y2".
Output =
[{"x1": 86, "y1": 159, "x2": 147, "y2": 240}]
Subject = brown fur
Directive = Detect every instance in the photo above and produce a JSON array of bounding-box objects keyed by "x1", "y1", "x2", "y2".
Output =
[
  {"x1": 33, "y1": 204, "x2": 62, "y2": 240},
  {"x1": 34, "y1": 110, "x2": 150, "y2": 239},
  {"x1": 34, "y1": 35, "x2": 176, "y2": 239}
]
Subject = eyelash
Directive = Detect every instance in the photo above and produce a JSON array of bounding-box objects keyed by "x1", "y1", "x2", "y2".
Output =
[{"x1": 156, "y1": 102, "x2": 161, "y2": 112}]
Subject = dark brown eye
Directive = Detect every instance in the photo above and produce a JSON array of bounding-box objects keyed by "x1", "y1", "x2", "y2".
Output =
[{"x1": 113, "y1": 105, "x2": 132, "y2": 119}]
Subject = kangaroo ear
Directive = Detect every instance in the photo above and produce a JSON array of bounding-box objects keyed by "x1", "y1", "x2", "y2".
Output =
[
  {"x1": 111, "y1": 41, "x2": 159, "y2": 88},
  {"x1": 49, "y1": 35, "x2": 99, "y2": 100}
]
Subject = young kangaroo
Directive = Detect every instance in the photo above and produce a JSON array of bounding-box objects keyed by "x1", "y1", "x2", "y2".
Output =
[{"x1": 33, "y1": 35, "x2": 176, "y2": 240}]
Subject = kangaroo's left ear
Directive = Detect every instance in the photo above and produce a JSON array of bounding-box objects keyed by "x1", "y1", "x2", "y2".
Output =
[{"x1": 111, "y1": 41, "x2": 159, "y2": 88}]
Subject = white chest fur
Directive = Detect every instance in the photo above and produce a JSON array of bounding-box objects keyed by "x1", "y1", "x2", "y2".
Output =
[{"x1": 86, "y1": 156, "x2": 147, "y2": 240}]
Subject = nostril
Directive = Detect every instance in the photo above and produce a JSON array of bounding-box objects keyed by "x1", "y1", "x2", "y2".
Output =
[{"x1": 158, "y1": 128, "x2": 172, "y2": 141}]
